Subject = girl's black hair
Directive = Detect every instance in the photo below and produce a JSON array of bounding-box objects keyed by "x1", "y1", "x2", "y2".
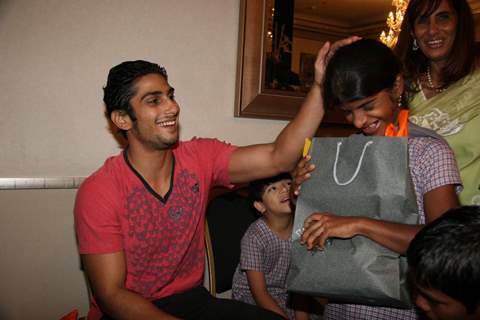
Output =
[{"x1": 323, "y1": 39, "x2": 402, "y2": 109}]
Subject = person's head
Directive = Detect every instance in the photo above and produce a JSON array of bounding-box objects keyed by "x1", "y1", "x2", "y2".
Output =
[
  {"x1": 407, "y1": 206, "x2": 480, "y2": 320},
  {"x1": 249, "y1": 173, "x2": 292, "y2": 218},
  {"x1": 395, "y1": 0, "x2": 475, "y2": 86},
  {"x1": 103, "y1": 60, "x2": 180, "y2": 149},
  {"x1": 323, "y1": 39, "x2": 404, "y2": 136}
]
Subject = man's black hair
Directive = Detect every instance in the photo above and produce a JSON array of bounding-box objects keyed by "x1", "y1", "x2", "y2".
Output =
[
  {"x1": 103, "y1": 60, "x2": 168, "y2": 137},
  {"x1": 407, "y1": 206, "x2": 480, "y2": 314}
]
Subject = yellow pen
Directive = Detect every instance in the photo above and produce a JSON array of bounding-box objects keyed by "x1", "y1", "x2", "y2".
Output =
[{"x1": 302, "y1": 138, "x2": 312, "y2": 158}]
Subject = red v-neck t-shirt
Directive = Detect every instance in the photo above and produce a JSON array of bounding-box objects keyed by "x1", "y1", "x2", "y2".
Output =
[{"x1": 75, "y1": 138, "x2": 236, "y2": 319}]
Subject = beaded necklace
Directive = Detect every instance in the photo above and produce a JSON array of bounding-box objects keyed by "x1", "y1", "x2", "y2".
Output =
[{"x1": 426, "y1": 67, "x2": 446, "y2": 93}]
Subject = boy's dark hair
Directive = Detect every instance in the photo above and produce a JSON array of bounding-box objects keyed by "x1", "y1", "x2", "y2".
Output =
[
  {"x1": 323, "y1": 39, "x2": 404, "y2": 110},
  {"x1": 103, "y1": 60, "x2": 168, "y2": 137},
  {"x1": 249, "y1": 173, "x2": 292, "y2": 203},
  {"x1": 407, "y1": 206, "x2": 480, "y2": 314}
]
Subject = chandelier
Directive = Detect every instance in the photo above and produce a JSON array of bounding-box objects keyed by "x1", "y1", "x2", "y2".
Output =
[{"x1": 380, "y1": 0, "x2": 409, "y2": 48}]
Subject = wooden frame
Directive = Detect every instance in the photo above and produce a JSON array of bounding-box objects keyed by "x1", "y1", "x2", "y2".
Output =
[
  {"x1": 234, "y1": 0, "x2": 303, "y2": 120},
  {"x1": 234, "y1": 0, "x2": 355, "y2": 136}
]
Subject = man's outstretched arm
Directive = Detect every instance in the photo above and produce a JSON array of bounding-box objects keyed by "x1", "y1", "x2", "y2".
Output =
[{"x1": 228, "y1": 37, "x2": 360, "y2": 184}]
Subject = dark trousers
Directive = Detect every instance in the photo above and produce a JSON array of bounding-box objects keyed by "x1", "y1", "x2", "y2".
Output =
[{"x1": 102, "y1": 286, "x2": 286, "y2": 320}]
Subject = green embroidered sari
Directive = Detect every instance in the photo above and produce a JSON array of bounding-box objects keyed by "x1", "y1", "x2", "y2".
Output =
[{"x1": 409, "y1": 70, "x2": 480, "y2": 205}]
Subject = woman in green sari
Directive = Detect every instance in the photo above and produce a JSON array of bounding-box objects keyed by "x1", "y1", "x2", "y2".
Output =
[{"x1": 395, "y1": 0, "x2": 479, "y2": 205}]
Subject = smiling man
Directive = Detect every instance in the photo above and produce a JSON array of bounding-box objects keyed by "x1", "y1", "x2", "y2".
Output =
[{"x1": 73, "y1": 48, "x2": 345, "y2": 320}]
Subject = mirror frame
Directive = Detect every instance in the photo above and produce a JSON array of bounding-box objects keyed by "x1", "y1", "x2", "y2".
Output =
[{"x1": 234, "y1": 0, "x2": 354, "y2": 135}]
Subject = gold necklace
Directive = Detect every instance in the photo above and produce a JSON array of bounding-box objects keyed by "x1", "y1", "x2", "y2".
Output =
[{"x1": 426, "y1": 67, "x2": 446, "y2": 93}]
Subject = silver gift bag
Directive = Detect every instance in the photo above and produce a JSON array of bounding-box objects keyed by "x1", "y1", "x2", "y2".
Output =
[{"x1": 287, "y1": 135, "x2": 418, "y2": 309}]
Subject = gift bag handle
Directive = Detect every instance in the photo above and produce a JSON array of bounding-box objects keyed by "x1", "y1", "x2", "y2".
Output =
[{"x1": 333, "y1": 140, "x2": 374, "y2": 186}]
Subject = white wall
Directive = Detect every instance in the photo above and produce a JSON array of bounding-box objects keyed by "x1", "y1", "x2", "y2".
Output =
[
  {"x1": 0, "y1": 1, "x2": 287, "y2": 318},
  {"x1": 0, "y1": 0, "x2": 286, "y2": 178},
  {"x1": 0, "y1": 190, "x2": 87, "y2": 319}
]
